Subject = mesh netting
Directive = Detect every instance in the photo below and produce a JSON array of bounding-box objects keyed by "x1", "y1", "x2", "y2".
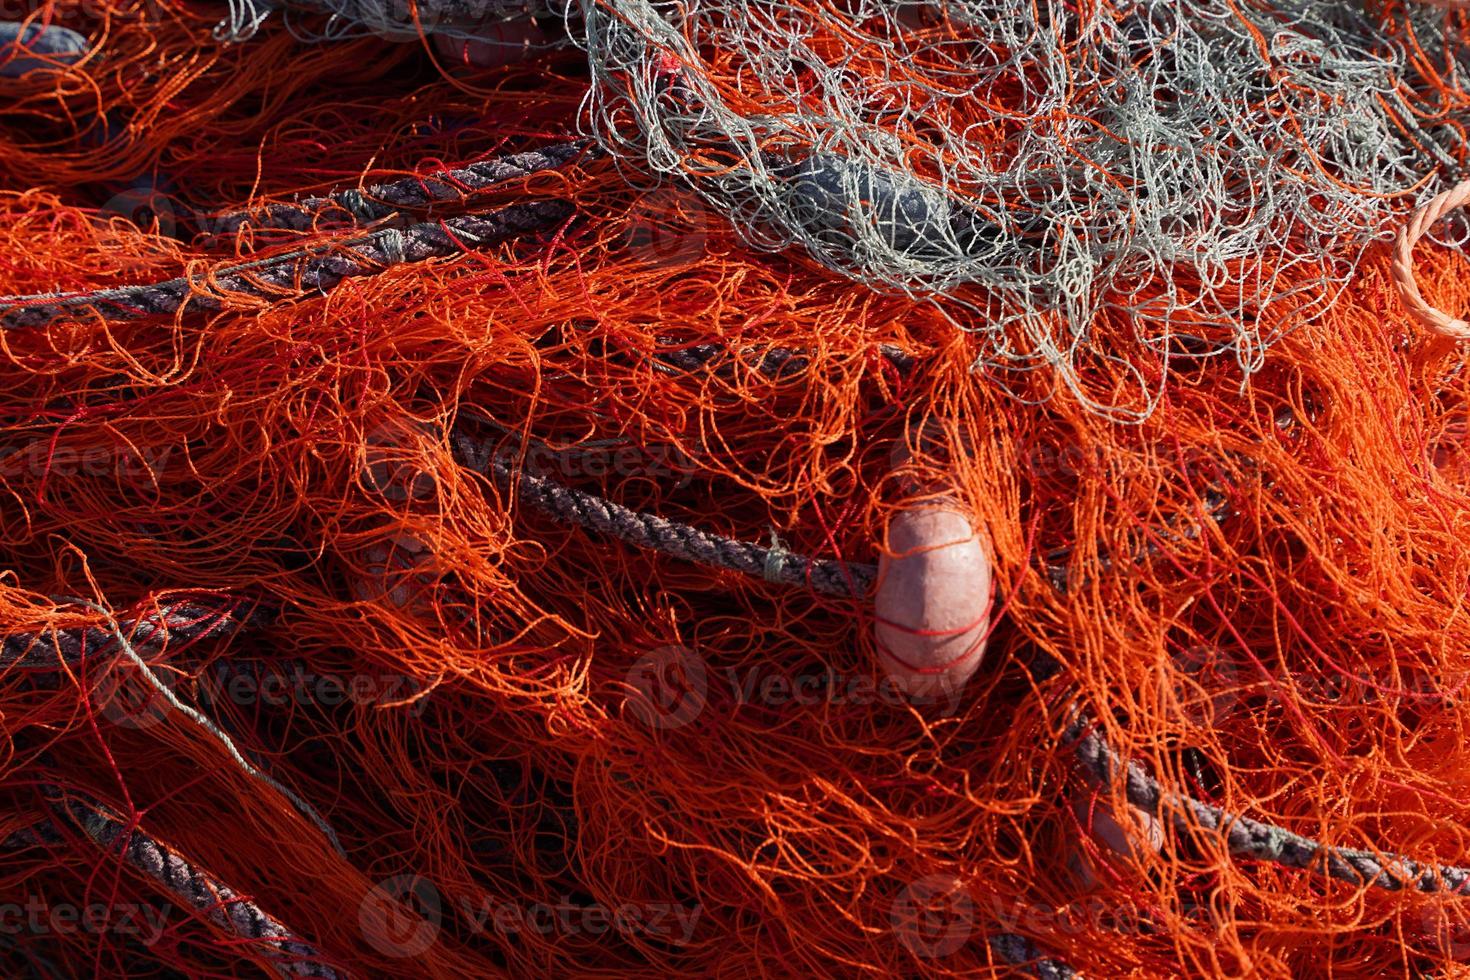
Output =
[
  {"x1": 2, "y1": 0, "x2": 1470, "y2": 977},
  {"x1": 573, "y1": 0, "x2": 1470, "y2": 415}
]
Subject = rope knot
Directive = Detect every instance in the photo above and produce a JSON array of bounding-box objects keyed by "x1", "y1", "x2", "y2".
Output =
[
  {"x1": 340, "y1": 188, "x2": 377, "y2": 223},
  {"x1": 377, "y1": 228, "x2": 407, "y2": 267}
]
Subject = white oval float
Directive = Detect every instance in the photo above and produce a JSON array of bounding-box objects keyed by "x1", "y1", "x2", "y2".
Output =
[{"x1": 874, "y1": 502, "x2": 993, "y2": 701}]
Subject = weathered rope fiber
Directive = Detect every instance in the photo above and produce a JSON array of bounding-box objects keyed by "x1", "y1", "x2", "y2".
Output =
[
  {"x1": 457, "y1": 432, "x2": 1470, "y2": 952},
  {"x1": 18, "y1": 603, "x2": 1465, "y2": 901},
  {"x1": 38, "y1": 788, "x2": 346, "y2": 979},
  {"x1": 454, "y1": 416, "x2": 1234, "y2": 600},
  {"x1": 647, "y1": 340, "x2": 916, "y2": 380},
  {"x1": 68, "y1": 597, "x2": 347, "y2": 859}
]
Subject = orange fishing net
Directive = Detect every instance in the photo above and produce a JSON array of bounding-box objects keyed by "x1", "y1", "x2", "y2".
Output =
[{"x1": 2, "y1": 1, "x2": 1470, "y2": 977}]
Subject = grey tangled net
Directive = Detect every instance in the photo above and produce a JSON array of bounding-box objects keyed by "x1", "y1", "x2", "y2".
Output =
[
  {"x1": 575, "y1": 0, "x2": 1468, "y2": 416},
  {"x1": 221, "y1": 0, "x2": 1469, "y2": 416}
]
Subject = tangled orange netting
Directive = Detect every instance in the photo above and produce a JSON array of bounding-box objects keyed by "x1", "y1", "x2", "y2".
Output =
[{"x1": 2, "y1": 1, "x2": 1470, "y2": 977}]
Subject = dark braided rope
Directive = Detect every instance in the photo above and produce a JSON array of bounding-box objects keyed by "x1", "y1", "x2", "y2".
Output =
[
  {"x1": 269, "y1": 0, "x2": 569, "y2": 35},
  {"x1": 451, "y1": 432, "x2": 876, "y2": 597},
  {"x1": 212, "y1": 142, "x2": 592, "y2": 234},
  {"x1": 0, "y1": 200, "x2": 574, "y2": 330},
  {"x1": 39, "y1": 788, "x2": 347, "y2": 978},
  {"x1": 14, "y1": 608, "x2": 1454, "y2": 902},
  {"x1": 452, "y1": 422, "x2": 1231, "y2": 601},
  {"x1": 2, "y1": 598, "x2": 272, "y2": 670},
  {"x1": 1066, "y1": 716, "x2": 1470, "y2": 895},
  {"x1": 648, "y1": 340, "x2": 916, "y2": 379},
  {"x1": 449, "y1": 418, "x2": 1233, "y2": 601},
  {"x1": 5, "y1": 790, "x2": 1088, "y2": 977}
]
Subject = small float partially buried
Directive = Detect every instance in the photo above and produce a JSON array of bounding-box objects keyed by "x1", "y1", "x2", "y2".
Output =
[{"x1": 0, "y1": 21, "x2": 87, "y2": 77}]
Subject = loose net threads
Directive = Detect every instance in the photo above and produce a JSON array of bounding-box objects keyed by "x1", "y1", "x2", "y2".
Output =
[
  {"x1": 571, "y1": 0, "x2": 1470, "y2": 414},
  {"x1": 263, "y1": 0, "x2": 574, "y2": 45},
  {"x1": 0, "y1": 1, "x2": 1469, "y2": 977}
]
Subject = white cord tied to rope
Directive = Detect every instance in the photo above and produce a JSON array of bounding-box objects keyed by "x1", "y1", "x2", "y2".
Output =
[{"x1": 762, "y1": 527, "x2": 789, "y2": 583}]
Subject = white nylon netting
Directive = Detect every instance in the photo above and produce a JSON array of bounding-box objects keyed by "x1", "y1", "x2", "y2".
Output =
[{"x1": 576, "y1": 0, "x2": 1469, "y2": 415}]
